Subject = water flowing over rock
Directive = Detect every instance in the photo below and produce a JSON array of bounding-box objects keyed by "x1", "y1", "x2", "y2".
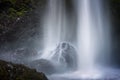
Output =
[
  {"x1": 41, "y1": 0, "x2": 111, "y2": 79},
  {"x1": 51, "y1": 42, "x2": 77, "y2": 70},
  {"x1": 29, "y1": 42, "x2": 77, "y2": 75}
]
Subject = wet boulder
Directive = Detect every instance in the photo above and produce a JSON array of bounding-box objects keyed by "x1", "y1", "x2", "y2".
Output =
[
  {"x1": 0, "y1": 60, "x2": 48, "y2": 80},
  {"x1": 52, "y1": 42, "x2": 78, "y2": 70},
  {"x1": 28, "y1": 42, "x2": 78, "y2": 74}
]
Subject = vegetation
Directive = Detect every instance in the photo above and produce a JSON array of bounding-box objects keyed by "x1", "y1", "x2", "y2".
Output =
[
  {"x1": 0, "y1": 60, "x2": 48, "y2": 80},
  {"x1": 0, "y1": 0, "x2": 46, "y2": 44},
  {"x1": 0, "y1": 0, "x2": 37, "y2": 18}
]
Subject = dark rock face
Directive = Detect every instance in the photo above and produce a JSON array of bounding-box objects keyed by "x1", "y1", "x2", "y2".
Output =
[
  {"x1": 109, "y1": 0, "x2": 120, "y2": 67},
  {"x1": 0, "y1": 0, "x2": 47, "y2": 50},
  {"x1": 0, "y1": 60, "x2": 48, "y2": 80}
]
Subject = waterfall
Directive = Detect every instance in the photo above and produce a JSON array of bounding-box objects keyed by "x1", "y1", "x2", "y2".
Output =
[
  {"x1": 77, "y1": 0, "x2": 96, "y2": 69},
  {"x1": 38, "y1": 0, "x2": 112, "y2": 79},
  {"x1": 77, "y1": 0, "x2": 111, "y2": 69},
  {"x1": 41, "y1": 0, "x2": 68, "y2": 59},
  {"x1": 76, "y1": 0, "x2": 109, "y2": 78}
]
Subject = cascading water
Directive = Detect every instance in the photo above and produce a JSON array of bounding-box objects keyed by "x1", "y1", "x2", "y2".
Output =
[
  {"x1": 38, "y1": 0, "x2": 78, "y2": 73},
  {"x1": 37, "y1": 0, "x2": 118, "y2": 80},
  {"x1": 76, "y1": 0, "x2": 107, "y2": 78},
  {"x1": 41, "y1": 0, "x2": 67, "y2": 59}
]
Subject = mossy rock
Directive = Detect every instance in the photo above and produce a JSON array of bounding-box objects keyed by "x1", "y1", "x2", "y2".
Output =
[{"x1": 0, "y1": 60, "x2": 48, "y2": 80}]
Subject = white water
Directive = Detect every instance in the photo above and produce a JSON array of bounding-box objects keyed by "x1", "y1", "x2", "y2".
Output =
[
  {"x1": 41, "y1": 0, "x2": 68, "y2": 59},
  {"x1": 76, "y1": 0, "x2": 107, "y2": 78},
  {"x1": 39, "y1": 0, "x2": 111, "y2": 79},
  {"x1": 78, "y1": 0, "x2": 97, "y2": 69},
  {"x1": 77, "y1": 0, "x2": 111, "y2": 69}
]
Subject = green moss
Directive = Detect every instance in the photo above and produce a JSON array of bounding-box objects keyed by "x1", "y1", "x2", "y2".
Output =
[
  {"x1": 9, "y1": 0, "x2": 17, "y2": 4},
  {"x1": 16, "y1": 11, "x2": 24, "y2": 16},
  {"x1": 0, "y1": 0, "x2": 35, "y2": 19}
]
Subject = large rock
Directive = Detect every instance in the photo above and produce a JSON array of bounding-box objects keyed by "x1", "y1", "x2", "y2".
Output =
[
  {"x1": 28, "y1": 42, "x2": 78, "y2": 75},
  {"x1": 51, "y1": 42, "x2": 78, "y2": 71},
  {"x1": 0, "y1": 60, "x2": 48, "y2": 80}
]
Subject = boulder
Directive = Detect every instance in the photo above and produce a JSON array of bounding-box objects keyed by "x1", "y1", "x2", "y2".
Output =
[
  {"x1": 51, "y1": 42, "x2": 78, "y2": 71},
  {"x1": 0, "y1": 60, "x2": 48, "y2": 80}
]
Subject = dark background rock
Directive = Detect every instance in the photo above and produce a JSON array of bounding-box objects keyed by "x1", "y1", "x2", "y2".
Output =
[
  {"x1": 0, "y1": 0, "x2": 47, "y2": 52},
  {"x1": 109, "y1": 0, "x2": 120, "y2": 67}
]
